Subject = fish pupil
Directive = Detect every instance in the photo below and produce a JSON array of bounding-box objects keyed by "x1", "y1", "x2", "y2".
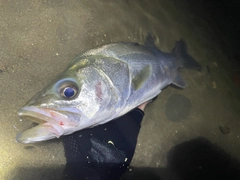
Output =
[{"x1": 63, "y1": 87, "x2": 75, "y2": 98}]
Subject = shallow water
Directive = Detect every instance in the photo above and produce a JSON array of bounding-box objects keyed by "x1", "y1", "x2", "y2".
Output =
[{"x1": 0, "y1": 0, "x2": 240, "y2": 179}]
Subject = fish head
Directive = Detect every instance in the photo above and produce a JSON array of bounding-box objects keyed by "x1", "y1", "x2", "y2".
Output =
[
  {"x1": 16, "y1": 60, "x2": 111, "y2": 143},
  {"x1": 16, "y1": 68, "x2": 84, "y2": 143}
]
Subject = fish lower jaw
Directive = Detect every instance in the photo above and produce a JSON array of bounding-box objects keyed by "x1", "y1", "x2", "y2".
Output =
[
  {"x1": 16, "y1": 116, "x2": 66, "y2": 143},
  {"x1": 16, "y1": 107, "x2": 67, "y2": 143},
  {"x1": 16, "y1": 106, "x2": 81, "y2": 143},
  {"x1": 16, "y1": 123, "x2": 61, "y2": 144}
]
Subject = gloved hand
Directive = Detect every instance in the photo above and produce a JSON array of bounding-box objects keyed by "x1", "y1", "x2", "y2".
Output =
[{"x1": 61, "y1": 108, "x2": 144, "y2": 180}]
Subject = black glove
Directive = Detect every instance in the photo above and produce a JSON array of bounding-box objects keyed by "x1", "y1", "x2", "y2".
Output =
[{"x1": 61, "y1": 108, "x2": 144, "y2": 180}]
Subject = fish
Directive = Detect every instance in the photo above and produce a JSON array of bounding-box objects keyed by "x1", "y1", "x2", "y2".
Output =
[{"x1": 16, "y1": 35, "x2": 201, "y2": 143}]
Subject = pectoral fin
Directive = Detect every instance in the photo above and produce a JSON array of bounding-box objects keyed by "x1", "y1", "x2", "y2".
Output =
[{"x1": 132, "y1": 65, "x2": 152, "y2": 90}]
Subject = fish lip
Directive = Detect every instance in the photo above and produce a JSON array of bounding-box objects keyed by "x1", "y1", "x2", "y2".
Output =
[
  {"x1": 18, "y1": 106, "x2": 53, "y2": 123},
  {"x1": 16, "y1": 106, "x2": 81, "y2": 143},
  {"x1": 16, "y1": 126, "x2": 57, "y2": 144},
  {"x1": 17, "y1": 106, "x2": 80, "y2": 127},
  {"x1": 17, "y1": 106, "x2": 65, "y2": 140},
  {"x1": 17, "y1": 106, "x2": 59, "y2": 128},
  {"x1": 16, "y1": 106, "x2": 82, "y2": 143}
]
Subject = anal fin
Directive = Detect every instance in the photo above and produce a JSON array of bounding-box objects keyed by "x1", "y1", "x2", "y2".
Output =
[{"x1": 172, "y1": 72, "x2": 187, "y2": 88}]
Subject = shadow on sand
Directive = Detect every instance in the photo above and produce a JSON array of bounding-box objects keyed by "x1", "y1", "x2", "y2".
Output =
[
  {"x1": 122, "y1": 137, "x2": 240, "y2": 180},
  {"x1": 11, "y1": 137, "x2": 240, "y2": 180}
]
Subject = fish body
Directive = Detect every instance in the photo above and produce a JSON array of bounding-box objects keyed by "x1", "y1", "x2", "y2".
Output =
[{"x1": 16, "y1": 35, "x2": 201, "y2": 143}]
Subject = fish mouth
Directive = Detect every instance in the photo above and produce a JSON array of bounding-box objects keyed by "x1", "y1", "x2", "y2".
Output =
[{"x1": 16, "y1": 106, "x2": 80, "y2": 143}]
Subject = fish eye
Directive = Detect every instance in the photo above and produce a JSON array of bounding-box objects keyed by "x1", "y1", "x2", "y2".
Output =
[{"x1": 60, "y1": 85, "x2": 78, "y2": 99}]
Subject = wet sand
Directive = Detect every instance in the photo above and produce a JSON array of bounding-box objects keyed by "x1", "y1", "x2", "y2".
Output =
[{"x1": 0, "y1": 0, "x2": 240, "y2": 179}]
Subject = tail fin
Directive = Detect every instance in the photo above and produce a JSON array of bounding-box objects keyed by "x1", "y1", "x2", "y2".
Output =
[{"x1": 172, "y1": 40, "x2": 202, "y2": 71}]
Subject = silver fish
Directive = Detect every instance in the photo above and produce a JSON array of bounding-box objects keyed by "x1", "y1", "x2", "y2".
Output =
[{"x1": 16, "y1": 35, "x2": 201, "y2": 143}]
